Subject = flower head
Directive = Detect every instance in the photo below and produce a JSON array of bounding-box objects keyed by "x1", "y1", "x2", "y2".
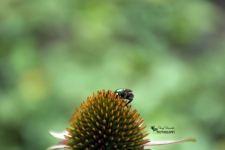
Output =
[{"x1": 48, "y1": 89, "x2": 196, "y2": 150}]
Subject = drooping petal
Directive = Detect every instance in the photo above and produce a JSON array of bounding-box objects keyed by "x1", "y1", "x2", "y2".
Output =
[
  {"x1": 144, "y1": 138, "x2": 196, "y2": 146},
  {"x1": 49, "y1": 130, "x2": 69, "y2": 139},
  {"x1": 47, "y1": 144, "x2": 69, "y2": 150}
]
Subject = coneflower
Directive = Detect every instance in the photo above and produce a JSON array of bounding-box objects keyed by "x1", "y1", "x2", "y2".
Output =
[{"x1": 47, "y1": 90, "x2": 196, "y2": 150}]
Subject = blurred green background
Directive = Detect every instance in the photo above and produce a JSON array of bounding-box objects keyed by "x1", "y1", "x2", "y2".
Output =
[{"x1": 0, "y1": 0, "x2": 225, "y2": 150}]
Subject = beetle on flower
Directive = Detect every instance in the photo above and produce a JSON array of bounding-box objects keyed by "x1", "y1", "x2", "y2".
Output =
[{"x1": 47, "y1": 90, "x2": 196, "y2": 150}]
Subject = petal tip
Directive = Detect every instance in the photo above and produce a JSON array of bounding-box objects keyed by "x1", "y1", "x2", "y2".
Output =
[
  {"x1": 49, "y1": 130, "x2": 68, "y2": 139},
  {"x1": 47, "y1": 145, "x2": 69, "y2": 150}
]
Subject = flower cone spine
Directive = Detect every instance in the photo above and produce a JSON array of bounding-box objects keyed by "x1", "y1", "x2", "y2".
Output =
[{"x1": 65, "y1": 90, "x2": 150, "y2": 150}]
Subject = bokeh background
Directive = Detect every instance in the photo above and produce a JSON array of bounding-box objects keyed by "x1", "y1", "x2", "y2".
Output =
[{"x1": 0, "y1": 0, "x2": 225, "y2": 150}]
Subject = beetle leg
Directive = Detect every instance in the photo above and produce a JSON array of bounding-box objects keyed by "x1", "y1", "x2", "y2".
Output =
[{"x1": 126, "y1": 99, "x2": 133, "y2": 106}]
